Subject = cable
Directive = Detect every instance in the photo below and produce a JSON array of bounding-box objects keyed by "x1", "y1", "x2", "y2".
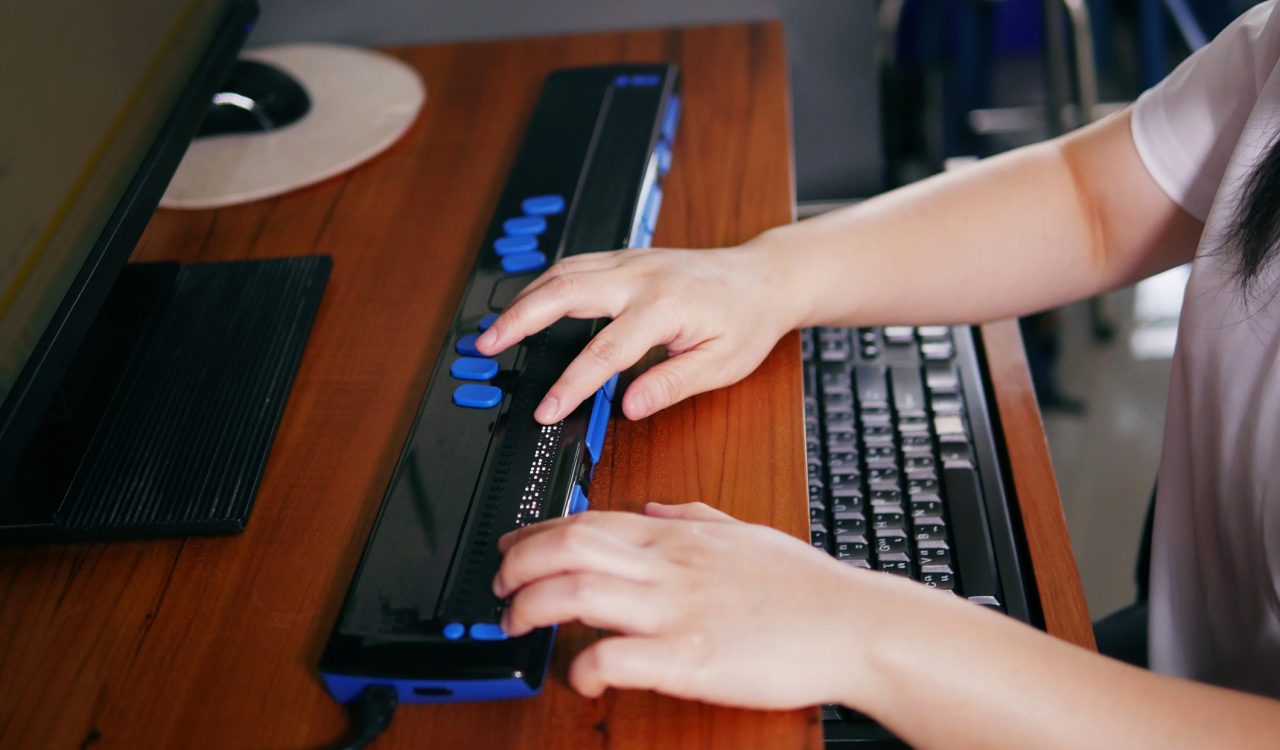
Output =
[{"x1": 332, "y1": 685, "x2": 398, "y2": 750}]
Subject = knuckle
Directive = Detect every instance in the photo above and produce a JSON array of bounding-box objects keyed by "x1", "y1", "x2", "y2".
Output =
[
  {"x1": 547, "y1": 274, "x2": 579, "y2": 301},
  {"x1": 648, "y1": 367, "x2": 685, "y2": 403},
  {"x1": 558, "y1": 522, "x2": 596, "y2": 553},
  {"x1": 585, "y1": 334, "x2": 621, "y2": 365}
]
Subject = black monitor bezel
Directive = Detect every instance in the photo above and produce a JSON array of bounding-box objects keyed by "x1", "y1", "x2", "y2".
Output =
[{"x1": 0, "y1": 0, "x2": 259, "y2": 487}]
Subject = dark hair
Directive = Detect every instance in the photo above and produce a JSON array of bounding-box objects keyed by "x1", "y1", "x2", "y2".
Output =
[{"x1": 1225, "y1": 132, "x2": 1280, "y2": 290}]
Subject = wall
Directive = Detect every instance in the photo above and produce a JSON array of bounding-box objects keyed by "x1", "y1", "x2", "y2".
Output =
[{"x1": 247, "y1": 0, "x2": 883, "y2": 202}]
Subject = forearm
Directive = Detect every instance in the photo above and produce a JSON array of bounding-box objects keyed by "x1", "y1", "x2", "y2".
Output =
[
  {"x1": 751, "y1": 109, "x2": 1201, "y2": 328},
  {"x1": 848, "y1": 577, "x2": 1280, "y2": 749}
]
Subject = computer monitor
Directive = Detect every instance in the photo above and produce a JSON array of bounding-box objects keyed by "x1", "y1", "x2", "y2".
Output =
[{"x1": 0, "y1": 0, "x2": 331, "y2": 540}]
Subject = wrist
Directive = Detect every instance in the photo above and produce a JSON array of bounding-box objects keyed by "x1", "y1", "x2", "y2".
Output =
[{"x1": 739, "y1": 226, "x2": 819, "y2": 331}]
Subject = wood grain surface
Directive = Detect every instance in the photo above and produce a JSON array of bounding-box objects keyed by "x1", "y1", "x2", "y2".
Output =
[
  {"x1": 0, "y1": 22, "x2": 821, "y2": 750},
  {"x1": 981, "y1": 320, "x2": 1095, "y2": 650}
]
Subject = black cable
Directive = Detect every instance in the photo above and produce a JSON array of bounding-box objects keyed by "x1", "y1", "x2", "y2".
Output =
[{"x1": 332, "y1": 685, "x2": 398, "y2": 750}]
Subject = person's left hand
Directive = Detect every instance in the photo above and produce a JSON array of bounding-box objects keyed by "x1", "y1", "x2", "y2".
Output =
[{"x1": 492, "y1": 501, "x2": 928, "y2": 710}]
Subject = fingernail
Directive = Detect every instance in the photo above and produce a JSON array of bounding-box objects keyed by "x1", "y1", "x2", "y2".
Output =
[
  {"x1": 500, "y1": 609, "x2": 512, "y2": 633},
  {"x1": 535, "y1": 394, "x2": 560, "y2": 423},
  {"x1": 627, "y1": 390, "x2": 649, "y2": 420},
  {"x1": 493, "y1": 575, "x2": 507, "y2": 598},
  {"x1": 476, "y1": 328, "x2": 497, "y2": 351}
]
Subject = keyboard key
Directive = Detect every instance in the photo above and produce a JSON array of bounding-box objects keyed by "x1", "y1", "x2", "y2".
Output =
[
  {"x1": 811, "y1": 530, "x2": 829, "y2": 551},
  {"x1": 924, "y1": 361, "x2": 960, "y2": 392},
  {"x1": 930, "y1": 393, "x2": 964, "y2": 414},
  {"x1": 862, "y1": 424, "x2": 894, "y2": 446},
  {"x1": 878, "y1": 560, "x2": 914, "y2": 577},
  {"x1": 503, "y1": 215, "x2": 547, "y2": 235},
  {"x1": 917, "y1": 546, "x2": 953, "y2": 571},
  {"x1": 854, "y1": 364, "x2": 889, "y2": 407},
  {"x1": 883, "y1": 326, "x2": 914, "y2": 344},
  {"x1": 870, "y1": 489, "x2": 903, "y2": 508},
  {"x1": 921, "y1": 341, "x2": 955, "y2": 360},
  {"x1": 917, "y1": 325, "x2": 950, "y2": 339},
  {"x1": 860, "y1": 406, "x2": 892, "y2": 426},
  {"x1": 522, "y1": 194, "x2": 566, "y2": 215},
  {"x1": 874, "y1": 535, "x2": 909, "y2": 562},
  {"x1": 921, "y1": 571, "x2": 956, "y2": 591},
  {"x1": 943, "y1": 466, "x2": 1002, "y2": 606},
  {"x1": 901, "y1": 434, "x2": 933, "y2": 455},
  {"x1": 831, "y1": 497, "x2": 865, "y2": 518},
  {"x1": 914, "y1": 523, "x2": 948, "y2": 545},
  {"x1": 868, "y1": 468, "x2": 899, "y2": 488},
  {"x1": 834, "y1": 517, "x2": 867, "y2": 542},
  {"x1": 477, "y1": 312, "x2": 499, "y2": 331},
  {"x1": 830, "y1": 474, "x2": 861, "y2": 495},
  {"x1": 905, "y1": 455, "x2": 936, "y2": 476},
  {"x1": 910, "y1": 500, "x2": 945, "y2": 523},
  {"x1": 834, "y1": 541, "x2": 870, "y2": 562},
  {"x1": 934, "y1": 415, "x2": 967, "y2": 438},
  {"x1": 940, "y1": 442, "x2": 975, "y2": 468},
  {"x1": 453, "y1": 383, "x2": 503, "y2": 408},
  {"x1": 450, "y1": 357, "x2": 499, "y2": 381},
  {"x1": 872, "y1": 511, "x2": 905, "y2": 532},
  {"x1": 891, "y1": 364, "x2": 927, "y2": 416},
  {"x1": 908, "y1": 478, "x2": 941, "y2": 499}
]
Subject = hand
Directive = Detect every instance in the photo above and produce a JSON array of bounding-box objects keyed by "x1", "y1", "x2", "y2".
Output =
[
  {"x1": 492, "y1": 502, "x2": 924, "y2": 710},
  {"x1": 473, "y1": 242, "x2": 805, "y2": 424}
]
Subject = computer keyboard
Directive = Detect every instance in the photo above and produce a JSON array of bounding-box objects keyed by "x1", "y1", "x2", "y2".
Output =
[
  {"x1": 320, "y1": 64, "x2": 681, "y2": 705},
  {"x1": 802, "y1": 324, "x2": 1032, "y2": 746}
]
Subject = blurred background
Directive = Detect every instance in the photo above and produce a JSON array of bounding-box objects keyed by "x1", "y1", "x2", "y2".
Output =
[{"x1": 248, "y1": 0, "x2": 1262, "y2": 622}]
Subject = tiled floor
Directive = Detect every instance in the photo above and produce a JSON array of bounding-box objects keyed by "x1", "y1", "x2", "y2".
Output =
[{"x1": 1043, "y1": 269, "x2": 1188, "y2": 619}]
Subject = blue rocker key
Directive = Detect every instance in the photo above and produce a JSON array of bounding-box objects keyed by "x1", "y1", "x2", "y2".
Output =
[
  {"x1": 503, "y1": 215, "x2": 547, "y2": 235},
  {"x1": 456, "y1": 333, "x2": 483, "y2": 357},
  {"x1": 442, "y1": 622, "x2": 465, "y2": 640},
  {"x1": 477, "y1": 312, "x2": 499, "y2": 331},
  {"x1": 494, "y1": 235, "x2": 537, "y2": 256},
  {"x1": 450, "y1": 357, "x2": 498, "y2": 381},
  {"x1": 453, "y1": 383, "x2": 502, "y2": 408},
  {"x1": 501, "y1": 251, "x2": 547, "y2": 274},
  {"x1": 469, "y1": 623, "x2": 508, "y2": 641},
  {"x1": 521, "y1": 194, "x2": 565, "y2": 215},
  {"x1": 568, "y1": 484, "x2": 589, "y2": 515}
]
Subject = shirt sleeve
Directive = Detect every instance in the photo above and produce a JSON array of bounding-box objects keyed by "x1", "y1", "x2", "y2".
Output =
[{"x1": 1131, "y1": 1, "x2": 1280, "y2": 221}]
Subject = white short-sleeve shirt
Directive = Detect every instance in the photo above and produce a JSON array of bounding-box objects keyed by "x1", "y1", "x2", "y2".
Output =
[{"x1": 1131, "y1": 0, "x2": 1280, "y2": 696}]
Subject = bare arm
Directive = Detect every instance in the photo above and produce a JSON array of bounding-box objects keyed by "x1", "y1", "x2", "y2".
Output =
[
  {"x1": 494, "y1": 504, "x2": 1280, "y2": 750},
  {"x1": 476, "y1": 107, "x2": 1201, "y2": 424},
  {"x1": 768, "y1": 107, "x2": 1203, "y2": 327}
]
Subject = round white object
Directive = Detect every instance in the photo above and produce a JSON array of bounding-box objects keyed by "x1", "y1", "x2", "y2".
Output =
[{"x1": 160, "y1": 43, "x2": 425, "y2": 209}]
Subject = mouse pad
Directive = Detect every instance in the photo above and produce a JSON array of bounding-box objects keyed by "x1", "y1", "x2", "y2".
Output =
[{"x1": 160, "y1": 43, "x2": 425, "y2": 210}]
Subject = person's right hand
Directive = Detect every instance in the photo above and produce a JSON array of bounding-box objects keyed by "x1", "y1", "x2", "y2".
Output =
[{"x1": 473, "y1": 240, "x2": 805, "y2": 424}]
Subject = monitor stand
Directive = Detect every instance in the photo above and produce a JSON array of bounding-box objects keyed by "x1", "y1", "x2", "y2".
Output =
[{"x1": 0, "y1": 255, "x2": 330, "y2": 542}]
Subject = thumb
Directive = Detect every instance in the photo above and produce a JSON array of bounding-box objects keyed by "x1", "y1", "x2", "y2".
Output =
[
  {"x1": 621, "y1": 348, "x2": 725, "y2": 420},
  {"x1": 644, "y1": 501, "x2": 735, "y2": 522},
  {"x1": 569, "y1": 636, "x2": 682, "y2": 698}
]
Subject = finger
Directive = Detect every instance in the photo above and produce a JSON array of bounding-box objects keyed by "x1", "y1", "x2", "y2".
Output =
[
  {"x1": 493, "y1": 520, "x2": 659, "y2": 598},
  {"x1": 620, "y1": 347, "x2": 725, "y2": 420},
  {"x1": 569, "y1": 636, "x2": 685, "y2": 699},
  {"x1": 534, "y1": 313, "x2": 674, "y2": 424},
  {"x1": 511, "y1": 253, "x2": 623, "y2": 303},
  {"x1": 475, "y1": 270, "x2": 628, "y2": 356},
  {"x1": 497, "y1": 509, "x2": 668, "y2": 553},
  {"x1": 501, "y1": 572, "x2": 664, "y2": 637},
  {"x1": 644, "y1": 501, "x2": 735, "y2": 523}
]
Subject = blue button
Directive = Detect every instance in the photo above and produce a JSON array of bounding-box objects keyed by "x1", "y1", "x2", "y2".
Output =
[
  {"x1": 633, "y1": 228, "x2": 652, "y2": 249},
  {"x1": 629, "y1": 73, "x2": 661, "y2": 87},
  {"x1": 585, "y1": 388, "x2": 610, "y2": 463},
  {"x1": 521, "y1": 194, "x2": 565, "y2": 215},
  {"x1": 643, "y1": 184, "x2": 663, "y2": 232},
  {"x1": 614, "y1": 73, "x2": 630, "y2": 87},
  {"x1": 451, "y1": 357, "x2": 499, "y2": 381},
  {"x1": 456, "y1": 333, "x2": 483, "y2": 357},
  {"x1": 662, "y1": 95, "x2": 681, "y2": 142},
  {"x1": 453, "y1": 383, "x2": 502, "y2": 408},
  {"x1": 502, "y1": 251, "x2": 547, "y2": 274},
  {"x1": 478, "y1": 313, "x2": 499, "y2": 331},
  {"x1": 603, "y1": 373, "x2": 620, "y2": 401},
  {"x1": 443, "y1": 622, "x2": 465, "y2": 640},
  {"x1": 503, "y1": 216, "x2": 547, "y2": 235},
  {"x1": 656, "y1": 141, "x2": 673, "y2": 175},
  {"x1": 469, "y1": 623, "x2": 508, "y2": 641},
  {"x1": 569, "y1": 484, "x2": 589, "y2": 515},
  {"x1": 494, "y1": 235, "x2": 537, "y2": 256}
]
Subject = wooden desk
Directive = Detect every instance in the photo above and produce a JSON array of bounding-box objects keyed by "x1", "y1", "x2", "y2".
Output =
[{"x1": 0, "y1": 22, "x2": 1090, "y2": 750}]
